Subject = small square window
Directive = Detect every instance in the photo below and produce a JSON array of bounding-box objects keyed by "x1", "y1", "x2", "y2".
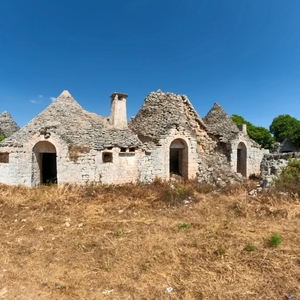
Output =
[
  {"x1": 0, "y1": 152, "x2": 9, "y2": 163},
  {"x1": 120, "y1": 148, "x2": 127, "y2": 153},
  {"x1": 129, "y1": 147, "x2": 135, "y2": 153},
  {"x1": 102, "y1": 152, "x2": 113, "y2": 163}
]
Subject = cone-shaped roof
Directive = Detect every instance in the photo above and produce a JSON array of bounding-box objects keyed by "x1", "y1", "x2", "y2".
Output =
[
  {"x1": 203, "y1": 103, "x2": 239, "y2": 140},
  {"x1": 0, "y1": 111, "x2": 20, "y2": 138},
  {"x1": 129, "y1": 90, "x2": 206, "y2": 144},
  {"x1": 1, "y1": 91, "x2": 141, "y2": 149}
]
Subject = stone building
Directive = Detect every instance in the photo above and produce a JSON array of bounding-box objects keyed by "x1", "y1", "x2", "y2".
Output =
[
  {"x1": 203, "y1": 103, "x2": 268, "y2": 178},
  {"x1": 272, "y1": 138, "x2": 300, "y2": 154},
  {"x1": 0, "y1": 90, "x2": 267, "y2": 187},
  {"x1": 0, "y1": 111, "x2": 19, "y2": 138}
]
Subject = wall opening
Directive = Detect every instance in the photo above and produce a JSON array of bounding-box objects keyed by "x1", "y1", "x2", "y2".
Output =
[
  {"x1": 0, "y1": 152, "x2": 9, "y2": 163},
  {"x1": 32, "y1": 141, "x2": 57, "y2": 185},
  {"x1": 102, "y1": 152, "x2": 113, "y2": 163},
  {"x1": 169, "y1": 139, "x2": 188, "y2": 179},
  {"x1": 170, "y1": 148, "x2": 181, "y2": 174},
  {"x1": 41, "y1": 153, "x2": 57, "y2": 183},
  {"x1": 237, "y1": 142, "x2": 247, "y2": 177}
]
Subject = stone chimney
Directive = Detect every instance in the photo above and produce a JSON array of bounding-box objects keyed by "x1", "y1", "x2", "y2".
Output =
[
  {"x1": 110, "y1": 92, "x2": 128, "y2": 129},
  {"x1": 238, "y1": 124, "x2": 247, "y2": 134}
]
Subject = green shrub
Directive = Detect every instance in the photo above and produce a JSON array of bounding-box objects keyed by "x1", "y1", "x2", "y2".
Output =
[
  {"x1": 177, "y1": 222, "x2": 191, "y2": 229},
  {"x1": 273, "y1": 158, "x2": 300, "y2": 194},
  {"x1": 245, "y1": 242, "x2": 256, "y2": 252},
  {"x1": 268, "y1": 232, "x2": 282, "y2": 247},
  {"x1": 0, "y1": 134, "x2": 5, "y2": 142}
]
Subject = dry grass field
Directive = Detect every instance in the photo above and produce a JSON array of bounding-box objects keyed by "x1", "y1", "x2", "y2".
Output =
[{"x1": 0, "y1": 180, "x2": 300, "y2": 300}]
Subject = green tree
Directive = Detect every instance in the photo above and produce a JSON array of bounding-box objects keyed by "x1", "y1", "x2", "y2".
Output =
[
  {"x1": 0, "y1": 134, "x2": 5, "y2": 142},
  {"x1": 231, "y1": 114, "x2": 274, "y2": 149},
  {"x1": 270, "y1": 114, "x2": 300, "y2": 146},
  {"x1": 231, "y1": 115, "x2": 252, "y2": 128}
]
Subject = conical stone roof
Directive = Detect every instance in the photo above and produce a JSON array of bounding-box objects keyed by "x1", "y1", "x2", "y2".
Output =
[
  {"x1": 0, "y1": 111, "x2": 20, "y2": 138},
  {"x1": 203, "y1": 103, "x2": 240, "y2": 141},
  {"x1": 129, "y1": 90, "x2": 206, "y2": 144},
  {"x1": 1, "y1": 90, "x2": 141, "y2": 149}
]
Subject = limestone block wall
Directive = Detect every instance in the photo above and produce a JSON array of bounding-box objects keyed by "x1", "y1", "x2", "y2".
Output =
[
  {"x1": 65, "y1": 147, "x2": 143, "y2": 185},
  {"x1": 0, "y1": 133, "x2": 70, "y2": 187},
  {"x1": 138, "y1": 127, "x2": 199, "y2": 182},
  {"x1": 2, "y1": 125, "x2": 262, "y2": 187},
  {"x1": 26, "y1": 134, "x2": 69, "y2": 186},
  {"x1": 230, "y1": 138, "x2": 268, "y2": 178},
  {"x1": 22, "y1": 133, "x2": 143, "y2": 186},
  {"x1": 247, "y1": 147, "x2": 269, "y2": 176},
  {"x1": 0, "y1": 148, "x2": 32, "y2": 185},
  {"x1": 98, "y1": 150, "x2": 140, "y2": 184},
  {"x1": 260, "y1": 152, "x2": 300, "y2": 188}
]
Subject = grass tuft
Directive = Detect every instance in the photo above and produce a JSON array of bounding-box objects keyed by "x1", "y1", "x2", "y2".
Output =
[
  {"x1": 268, "y1": 232, "x2": 282, "y2": 247},
  {"x1": 177, "y1": 222, "x2": 191, "y2": 229},
  {"x1": 245, "y1": 242, "x2": 256, "y2": 252}
]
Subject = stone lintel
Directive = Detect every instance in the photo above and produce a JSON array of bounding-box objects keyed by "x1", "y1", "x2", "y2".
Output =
[{"x1": 110, "y1": 92, "x2": 128, "y2": 100}]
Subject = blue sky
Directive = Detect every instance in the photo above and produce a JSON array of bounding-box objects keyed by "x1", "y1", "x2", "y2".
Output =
[{"x1": 1, "y1": 0, "x2": 300, "y2": 129}]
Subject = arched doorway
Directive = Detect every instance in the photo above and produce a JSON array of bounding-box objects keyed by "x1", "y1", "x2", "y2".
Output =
[
  {"x1": 32, "y1": 141, "x2": 57, "y2": 185},
  {"x1": 169, "y1": 139, "x2": 188, "y2": 179},
  {"x1": 237, "y1": 142, "x2": 247, "y2": 177}
]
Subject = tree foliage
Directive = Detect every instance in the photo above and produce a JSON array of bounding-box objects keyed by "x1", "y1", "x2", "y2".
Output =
[
  {"x1": 0, "y1": 134, "x2": 5, "y2": 142},
  {"x1": 270, "y1": 114, "x2": 300, "y2": 146},
  {"x1": 231, "y1": 114, "x2": 274, "y2": 149}
]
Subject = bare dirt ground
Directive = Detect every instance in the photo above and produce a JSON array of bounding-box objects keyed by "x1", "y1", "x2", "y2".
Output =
[{"x1": 0, "y1": 181, "x2": 300, "y2": 300}]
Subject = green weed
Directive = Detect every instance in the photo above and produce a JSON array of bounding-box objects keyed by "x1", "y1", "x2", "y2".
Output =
[
  {"x1": 269, "y1": 232, "x2": 282, "y2": 247},
  {"x1": 178, "y1": 222, "x2": 191, "y2": 229},
  {"x1": 245, "y1": 242, "x2": 256, "y2": 252}
]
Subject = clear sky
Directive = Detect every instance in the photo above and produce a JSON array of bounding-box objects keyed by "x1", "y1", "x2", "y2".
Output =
[{"x1": 1, "y1": 0, "x2": 300, "y2": 129}]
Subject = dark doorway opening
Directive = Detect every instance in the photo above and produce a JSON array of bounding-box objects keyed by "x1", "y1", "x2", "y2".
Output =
[
  {"x1": 237, "y1": 142, "x2": 247, "y2": 177},
  {"x1": 170, "y1": 148, "x2": 182, "y2": 175},
  {"x1": 237, "y1": 149, "x2": 242, "y2": 173},
  {"x1": 41, "y1": 153, "x2": 57, "y2": 184}
]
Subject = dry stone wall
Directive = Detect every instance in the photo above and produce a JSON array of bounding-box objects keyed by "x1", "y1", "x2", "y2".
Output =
[
  {"x1": 260, "y1": 152, "x2": 300, "y2": 188},
  {"x1": 198, "y1": 153, "x2": 243, "y2": 187}
]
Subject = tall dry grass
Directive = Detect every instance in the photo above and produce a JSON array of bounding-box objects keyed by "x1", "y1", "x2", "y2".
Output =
[{"x1": 0, "y1": 181, "x2": 300, "y2": 299}]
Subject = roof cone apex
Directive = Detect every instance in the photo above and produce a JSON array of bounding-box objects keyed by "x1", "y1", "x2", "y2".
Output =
[{"x1": 58, "y1": 90, "x2": 72, "y2": 98}]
